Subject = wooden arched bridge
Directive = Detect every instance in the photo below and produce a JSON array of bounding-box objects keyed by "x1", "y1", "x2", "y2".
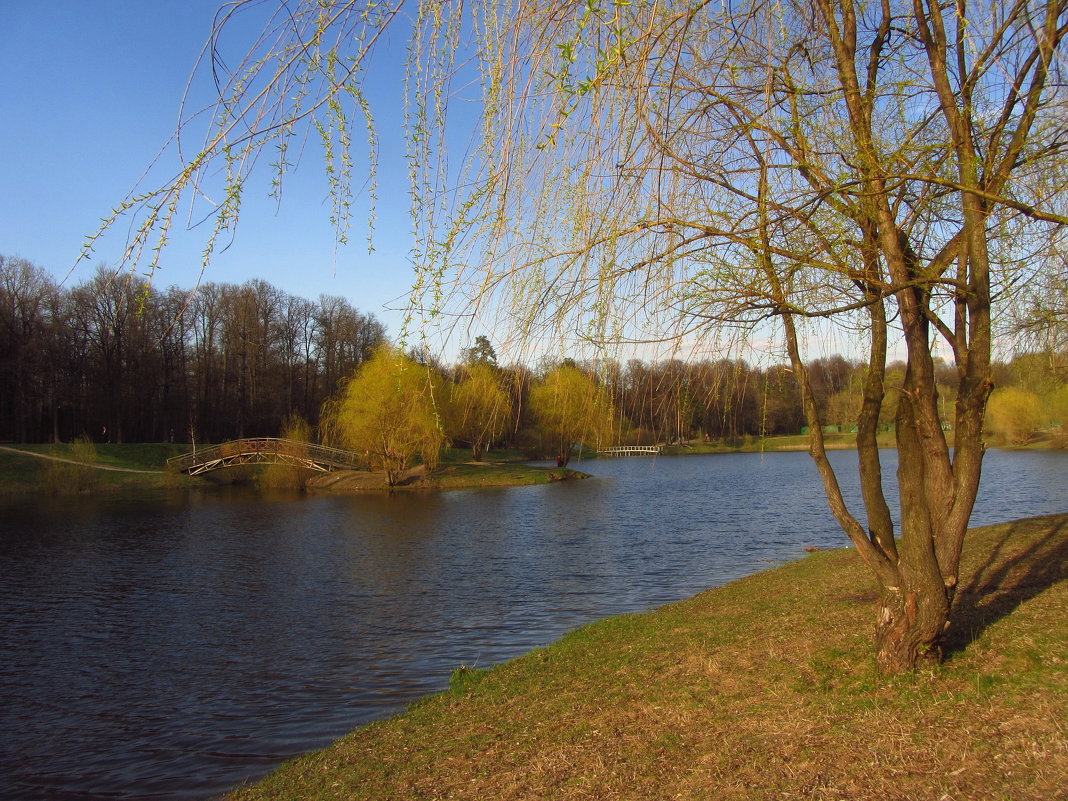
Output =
[{"x1": 167, "y1": 438, "x2": 364, "y2": 476}]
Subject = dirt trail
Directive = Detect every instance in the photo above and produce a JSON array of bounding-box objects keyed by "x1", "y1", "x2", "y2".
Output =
[{"x1": 0, "y1": 445, "x2": 164, "y2": 474}]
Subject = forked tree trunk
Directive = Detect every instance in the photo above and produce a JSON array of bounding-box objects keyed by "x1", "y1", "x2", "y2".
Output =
[
  {"x1": 874, "y1": 582, "x2": 949, "y2": 672},
  {"x1": 781, "y1": 299, "x2": 981, "y2": 673},
  {"x1": 869, "y1": 349, "x2": 987, "y2": 671},
  {"x1": 875, "y1": 396, "x2": 953, "y2": 669}
]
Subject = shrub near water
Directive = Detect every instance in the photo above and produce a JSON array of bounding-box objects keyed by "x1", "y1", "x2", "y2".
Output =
[
  {"x1": 42, "y1": 435, "x2": 100, "y2": 494},
  {"x1": 985, "y1": 387, "x2": 1043, "y2": 445},
  {"x1": 258, "y1": 414, "x2": 317, "y2": 491}
]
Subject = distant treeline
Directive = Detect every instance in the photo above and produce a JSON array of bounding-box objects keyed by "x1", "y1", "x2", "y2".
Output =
[
  {"x1": 548, "y1": 354, "x2": 958, "y2": 447},
  {"x1": 0, "y1": 258, "x2": 384, "y2": 443},
  {"x1": 2, "y1": 255, "x2": 1063, "y2": 446}
]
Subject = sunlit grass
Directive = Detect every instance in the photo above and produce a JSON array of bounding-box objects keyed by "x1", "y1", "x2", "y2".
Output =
[
  {"x1": 0, "y1": 442, "x2": 193, "y2": 494},
  {"x1": 665, "y1": 430, "x2": 900, "y2": 455},
  {"x1": 428, "y1": 462, "x2": 584, "y2": 488}
]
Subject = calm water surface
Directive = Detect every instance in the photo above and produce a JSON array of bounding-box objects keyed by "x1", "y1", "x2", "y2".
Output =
[{"x1": 2, "y1": 450, "x2": 1066, "y2": 799}]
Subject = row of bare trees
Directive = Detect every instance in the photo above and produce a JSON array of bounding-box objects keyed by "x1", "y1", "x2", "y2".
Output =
[
  {"x1": 0, "y1": 256, "x2": 384, "y2": 443},
  {"x1": 5, "y1": 253, "x2": 1060, "y2": 449}
]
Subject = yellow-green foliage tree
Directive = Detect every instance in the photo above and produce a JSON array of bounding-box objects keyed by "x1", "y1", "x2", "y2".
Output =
[
  {"x1": 321, "y1": 345, "x2": 445, "y2": 487},
  {"x1": 1045, "y1": 385, "x2": 1068, "y2": 429},
  {"x1": 529, "y1": 366, "x2": 614, "y2": 468},
  {"x1": 260, "y1": 413, "x2": 315, "y2": 490},
  {"x1": 986, "y1": 387, "x2": 1043, "y2": 445},
  {"x1": 1043, "y1": 385, "x2": 1068, "y2": 448},
  {"x1": 44, "y1": 434, "x2": 100, "y2": 495},
  {"x1": 446, "y1": 363, "x2": 511, "y2": 462}
]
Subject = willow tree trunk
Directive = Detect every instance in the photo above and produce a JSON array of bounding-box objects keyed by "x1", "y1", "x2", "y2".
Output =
[
  {"x1": 874, "y1": 577, "x2": 950, "y2": 672},
  {"x1": 867, "y1": 340, "x2": 990, "y2": 671},
  {"x1": 874, "y1": 394, "x2": 954, "y2": 671},
  {"x1": 782, "y1": 284, "x2": 988, "y2": 673}
]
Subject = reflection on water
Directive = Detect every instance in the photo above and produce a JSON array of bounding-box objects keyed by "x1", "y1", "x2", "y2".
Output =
[{"x1": 1, "y1": 450, "x2": 1066, "y2": 800}]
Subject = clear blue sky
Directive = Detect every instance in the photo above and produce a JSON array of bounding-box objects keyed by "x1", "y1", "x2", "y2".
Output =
[
  {"x1": 0, "y1": 2, "x2": 910, "y2": 366},
  {"x1": 0, "y1": 1, "x2": 420, "y2": 341}
]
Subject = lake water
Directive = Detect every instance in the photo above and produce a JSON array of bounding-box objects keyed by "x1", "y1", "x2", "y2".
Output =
[{"x1": 2, "y1": 449, "x2": 1066, "y2": 800}]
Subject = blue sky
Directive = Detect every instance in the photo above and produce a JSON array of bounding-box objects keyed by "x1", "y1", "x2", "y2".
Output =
[
  {"x1": 0, "y1": 2, "x2": 907, "y2": 367},
  {"x1": 0, "y1": 1, "x2": 421, "y2": 341}
]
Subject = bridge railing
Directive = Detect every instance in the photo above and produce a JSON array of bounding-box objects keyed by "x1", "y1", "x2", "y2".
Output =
[
  {"x1": 597, "y1": 445, "x2": 663, "y2": 455},
  {"x1": 167, "y1": 438, "x2": 365, "y2": 473}
]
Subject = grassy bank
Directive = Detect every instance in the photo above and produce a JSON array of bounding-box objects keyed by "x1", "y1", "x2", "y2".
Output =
[
  {"x1": 307, "y1": 461, "x2": 586, "y2": 492},
  {"x1": 2, "y1": 434, "x2": 1060, "y2": 495},
  {"x1": 0, "y1": 443, "x2": 582, "y2": 495},
  {"x1": 428, "y1": 462, "x2": 587, "y2": 489},
  {"x1": 663, "y1": 430, "x2": 898, "y2": 454},
  {"x1": 663, "y1": 428, "x2": 1068, "y2": 455},
  {"x1": 228, "y1": 513, "x2": 1068, "y2": 801},
  {"x1": 0, "y1": 442, "x2": 193, "y2": 494}
]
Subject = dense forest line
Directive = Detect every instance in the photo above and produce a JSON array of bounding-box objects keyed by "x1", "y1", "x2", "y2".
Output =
[
  {"x1": 0, "y1": 257, "x2": 384, "y2": 443},
  {"x1": 2, "y1": 256, "x2": 1064, "y2": 448}
]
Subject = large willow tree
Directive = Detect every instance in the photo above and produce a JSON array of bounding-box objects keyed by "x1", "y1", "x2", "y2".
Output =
[
  {"x1": 321, "y1": 344, "x2": 445, "y2": 486},
  {"x1": 95, "y1": 0, "x2": 1068, "y2": 671}
]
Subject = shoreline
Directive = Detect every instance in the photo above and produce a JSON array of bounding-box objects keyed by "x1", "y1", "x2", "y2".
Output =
[
  {"x1": 0, "y1": 436, "x2": 1060, "y2": 496},
  {"x1": 305, "y1": 462, "x2": 589, "y2": 492},
  {"x1": 0, "y1": 443, "x2": 589, "y2": 496},
  {"x1": 226, "y1": 512, "x2": 1068, "y2": 800}
]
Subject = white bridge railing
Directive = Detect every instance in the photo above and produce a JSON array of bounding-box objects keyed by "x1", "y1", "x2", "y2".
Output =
[{"x1": 597, "y1": 445, "x2": 663, "y2": 456}]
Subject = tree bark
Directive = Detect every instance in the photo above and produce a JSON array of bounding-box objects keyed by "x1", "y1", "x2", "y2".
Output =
[
  {"x1": 874, "y1": 582, "x2": 948, "y2": 672},
  {"x1": 873, "y1": 377, "x2": 954, "y2": 669}
]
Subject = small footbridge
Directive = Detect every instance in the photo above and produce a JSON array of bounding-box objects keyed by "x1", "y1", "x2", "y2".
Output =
[
  {"x1": 597, "y1": 445, "x2": 663, "y2": 456},
  {"x1": 168, "y1": 438, "x2": 364, "y2": 476}
]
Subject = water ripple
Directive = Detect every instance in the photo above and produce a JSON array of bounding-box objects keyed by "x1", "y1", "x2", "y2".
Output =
[{"x1": 1, "y1": 450, "x2": 1066, "y2": 799}]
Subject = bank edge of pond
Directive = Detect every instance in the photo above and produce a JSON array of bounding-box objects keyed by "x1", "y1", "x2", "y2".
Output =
[
  {"x1": 661, "y1": 429, "x2": 1067, "y2": 455},
  {"x1": 306, "y1": 462, "x2": 589, "y2": 492},
  {"x1": 2, "y1": 435, "x2": 1061, "y2": 496},
  {"x1": 227, "y1": 513, "x2": 1068, "y2": 801},
  {"x1": 0, "y1": 445, "x2": 588, "y2": 495}
]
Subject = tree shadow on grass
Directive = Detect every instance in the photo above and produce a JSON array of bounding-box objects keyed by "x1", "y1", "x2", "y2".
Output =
[{"x1": 944, "y1": 514, "x2": 1068, "y2": 657}]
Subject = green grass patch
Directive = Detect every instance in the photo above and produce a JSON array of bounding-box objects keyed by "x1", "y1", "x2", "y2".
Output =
[
  {"x1": 1, "y1": 443, "x2": 575, "y2": 495},
  {"x1": 662, "y1": 431, "x2": 901, "y2": 455},
  {"x1": 228, "y1": 513, "x2": 1068, "y2": 801},
  {"x1": 427, "y1": 462, "x2": 586, "y2": 489},
  {"x1": 306, "y1": 460, "x2": 587, "y2": 493},
  {"x1": 0, "y1": 448, "x2": 43, "y2": 492},
  {"x1": 0, "y1": 442, "x2": 194, "y2": 494},
  {"x1": 440, "y1": 447, "x2": 531, "y2": 464}
]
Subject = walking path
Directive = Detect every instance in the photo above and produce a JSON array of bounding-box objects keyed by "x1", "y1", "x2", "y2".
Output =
[{"x1": 0, "y1": 445, "x2": 164, "y2": 474}]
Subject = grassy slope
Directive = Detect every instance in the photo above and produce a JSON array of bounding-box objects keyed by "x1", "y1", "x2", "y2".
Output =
[
  {"x1": 0, "y1": 444, "x2": 575, "y2": 494},
  {"x1": 664, "y1": 429, "x2": 1067, "y2": 455},
  {"x1": 229, "y1": 514, "x2": 1068, "y2": 801},
  {"x1": 0, "y1": 443, "x2": 193, "y2": 493},
  {"x1": 6, "y1": 435, "x2": 1054, "y2": 494},
  {"x1": 428, "y1": 463, "x2": 586, "y2": 489}
]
